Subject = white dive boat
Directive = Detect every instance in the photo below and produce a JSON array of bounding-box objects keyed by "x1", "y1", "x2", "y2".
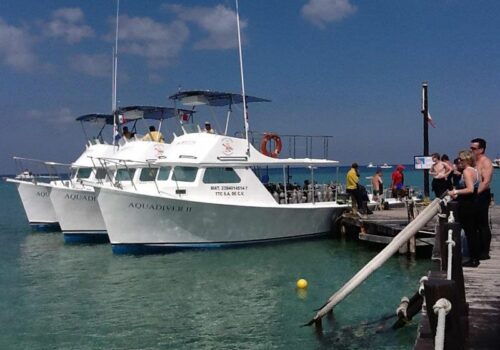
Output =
[
  {"x1": 47, "y1": 106, "x2": 192, "y2": 243},
  {"x1": 493, "y1": 155, "x2": 500, "y2": 169},
  {"x1": 6, "y1": 160, "x2": 60, "y2": 230},
  {"x1": 380, "y1": 163, "x2": 392, "y2": 169},
  {"x1": 7, "y1": 113, "x2": 120, "y2": 232},
  {"x1": 367, "y1": 162, "x2": 376, "y2": 168},
  {"x1": 92, "y1": 91, "x2": 349, "y2": 254}
]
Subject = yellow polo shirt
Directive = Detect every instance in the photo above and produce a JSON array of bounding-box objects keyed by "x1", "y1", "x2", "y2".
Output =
[{"x1": 346, "y1": 168, "x2": 359, "y2": 190}]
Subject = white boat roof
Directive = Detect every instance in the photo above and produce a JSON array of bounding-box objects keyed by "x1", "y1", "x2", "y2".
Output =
[
  {"x1": 154, "y1": 133, "x2": 338, "y2": 167},
  {"x1": 72, "y1": 144, "x2": 117, "y2": 167}
]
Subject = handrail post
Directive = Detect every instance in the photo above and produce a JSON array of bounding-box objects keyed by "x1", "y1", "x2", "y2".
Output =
[
  {"x1": 423, "y1": 278, "x2": 464, "y2": 350},
  {"x1": 433, "y1": 298, "x2": 452, "y2": 350}
]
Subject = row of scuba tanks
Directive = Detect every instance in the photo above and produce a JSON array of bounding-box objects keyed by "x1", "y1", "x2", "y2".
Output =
[{"x1": 265, "y1": 182, "x2": 339, "y2": 204}]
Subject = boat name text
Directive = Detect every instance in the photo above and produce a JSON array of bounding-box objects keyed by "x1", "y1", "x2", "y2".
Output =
[
  {"x1": 129, "y1": 202, "x2": 192, "y2": 212},
  {"x1": 37, "y1": 191, "x2": 49, "y2": 197},
  {"x1": 64, "y1": 193, "x2": 96, "y2": 201}
]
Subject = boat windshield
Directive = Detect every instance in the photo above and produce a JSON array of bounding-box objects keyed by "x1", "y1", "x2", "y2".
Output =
[
  {"x1": 202, "y1": 167, "x2": 241, "y2": 184},
  {"x1": 76, "y1": 168, "x2": 92, "y2": 179},
  {"x1": 172, "y1": 167, "x2": 198, "y2": 182},
  {"x1": 115, "y1": 168, "x2": 136, "y2": 181}
]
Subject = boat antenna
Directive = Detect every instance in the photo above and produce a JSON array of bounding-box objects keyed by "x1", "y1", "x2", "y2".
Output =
[
  {"x1": 235, "y1": 0, "x2": 250, "y2": 155},
  {"x1": 112, "y1": 0, "x2": 120, "y2": 145}
]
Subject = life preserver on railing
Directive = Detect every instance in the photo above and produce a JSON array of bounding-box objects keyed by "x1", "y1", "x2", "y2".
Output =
[{"x1": 260, "y1": 133, "x2": 282, "y2": 158}]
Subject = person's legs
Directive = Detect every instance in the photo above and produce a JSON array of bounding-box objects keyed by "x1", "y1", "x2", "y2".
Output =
[
  {"x1": 477, "y1": 189, "x2": 492, "y2": 259},
  {"x1": 459, "y1": 200, "x2": 480, "y2": 267}
]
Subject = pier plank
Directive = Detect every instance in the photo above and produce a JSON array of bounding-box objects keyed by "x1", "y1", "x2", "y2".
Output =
[{"x1": 463, "y1": 205, "x2": 500, "y2": 349}]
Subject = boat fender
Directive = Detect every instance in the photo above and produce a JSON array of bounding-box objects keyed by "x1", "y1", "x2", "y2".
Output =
[{"x1": 260, "y1": 132, "x2": 282, "y2": 158}]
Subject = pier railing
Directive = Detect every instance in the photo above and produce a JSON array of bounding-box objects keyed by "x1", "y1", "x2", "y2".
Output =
[{"x1": 414, "y1": 199, "x2": 468, "y2": 350}]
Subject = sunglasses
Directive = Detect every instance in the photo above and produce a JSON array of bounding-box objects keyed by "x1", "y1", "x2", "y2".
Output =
[{"x1": 470, "y1": 146, "x2": 480, "y2": 150}]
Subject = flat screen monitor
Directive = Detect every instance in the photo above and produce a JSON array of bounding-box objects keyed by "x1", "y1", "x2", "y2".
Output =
[{"x1": 414, "y1": 155, "x2": 433, "y2": 170}]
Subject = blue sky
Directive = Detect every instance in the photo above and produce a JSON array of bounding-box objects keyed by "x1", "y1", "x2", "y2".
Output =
[{"x1": 1, "y1": 0, "x2": 499, "y2": 174}]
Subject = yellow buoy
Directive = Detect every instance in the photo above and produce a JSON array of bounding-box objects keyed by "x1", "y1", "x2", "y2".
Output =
[{"x1": 296, "y1": 278, "x2": 308, "y2": 289}]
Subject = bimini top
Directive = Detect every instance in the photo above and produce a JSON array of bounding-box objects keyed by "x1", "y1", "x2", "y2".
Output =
[
  {"x1": 75, "y1": 106, "x2": 194, "y2": 124},
  {"x1": 75, "y1": 113, "x2": 114, "y2": 125},
  {"x1": 169, "y1": 90, "x2": 271, "y2": 107},
  {"x1": 118, "y1": 106, "x2": 193, "y2": 121}
]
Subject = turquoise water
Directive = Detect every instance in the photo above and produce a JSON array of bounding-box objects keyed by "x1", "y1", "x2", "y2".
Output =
[
  {"x1": 0, "y1": 179, "x2": 437, "y2": 349},
  {"x1": 2, "y1": 167, "x2": 499, "y2": 349}
]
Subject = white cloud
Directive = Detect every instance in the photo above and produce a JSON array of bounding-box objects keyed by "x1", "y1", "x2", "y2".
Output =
[
  {"x1": 167, "y1": 4, "x2": 245, "y2": 50},
  {"x1": 0, "y1": 18, "x2": 37, "y2": 70},
  {"x1": 301, "y1": 0, "x2": 357, "y2": 28},
  {"x1": 43, "y1": 7, "x2": 94, "y2": 43},
  {"x1": 70, "y1": 54, "x2": 110, "y2": 77},
  {"x1": 116, "y1": 15, "x2": 189, "y2": 67},
  {"x1": 27, "y1": 107, "x2": 74, "y2": 124}
]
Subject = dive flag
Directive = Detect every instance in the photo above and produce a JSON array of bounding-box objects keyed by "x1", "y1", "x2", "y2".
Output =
[
  {"x1": 427, "y1": 113, "x2": 436, "y2": 128},
  {"x1": 180, "y1": 113, "x2": 190, "y2": 122},
  {"x1": 118, "y1": 114, "x2": 127, "y2": 124}
]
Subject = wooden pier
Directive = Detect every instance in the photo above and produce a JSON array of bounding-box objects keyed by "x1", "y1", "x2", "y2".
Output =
[
  {"x1": 339, "y1": 203, "x2": 436, "y2": 251},
  {"x1": 412, "y1": 204, "x2": 500, "y2": 349},
  {"x1": 461, "y1": 204, "x2": 500, "y2": 349},
  {"x1": 339, "y1": 203, "x2": 500, "y2": 348}
]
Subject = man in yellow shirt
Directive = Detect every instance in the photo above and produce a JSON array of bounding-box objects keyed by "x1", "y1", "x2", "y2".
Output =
[
  {"x1": 346, "y1": 163, "x2": 370, "y2": 215},
  {"x1": 142, "y1": 125, "x2": 165, "y2": 143}
]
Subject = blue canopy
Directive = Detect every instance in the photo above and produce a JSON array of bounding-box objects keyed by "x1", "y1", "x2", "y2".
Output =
[
  {"x1": 75, "y1": 106, "x2": 194, "y2": 124},
  {"x1": 118, "y1": 106, "x2": 194, "y2": 121},
  {"x1": 169, "y1": 90, "x2": 271, "y2": 107},
  {"x1": 75, "y1": 113, "x2": 114, "y2": 125}
]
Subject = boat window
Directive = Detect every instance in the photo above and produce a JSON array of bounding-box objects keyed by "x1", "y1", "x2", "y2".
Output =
[
  {"x1": 202, "y1": 167, "x2": 241, "y2": 184},
  {"x1": 172, "y1": 166, "x2": 198, "y2": 182},
  {"x1": 157, "y1": 166, "x2": 172, "y2": 181},
  {"x1": 139, "y1": 168, "x2": 159, "y2": 182},
  {"x1": 115, "y1": 168, "x2": 136, "y2": 181},
  {"x1": 95, "y1": 168, "x2": 107, "y2": 180},
  {"x1": 76, "y1": 168, "x2": 92, "y2": 179}
]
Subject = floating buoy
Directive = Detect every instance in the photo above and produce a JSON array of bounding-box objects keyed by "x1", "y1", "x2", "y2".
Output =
[{"x1": 297, "y1": 278, "x2": 308, "y2": 289}]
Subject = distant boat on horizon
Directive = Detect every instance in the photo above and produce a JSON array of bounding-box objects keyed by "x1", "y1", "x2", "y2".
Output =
[
  {"x1": 493, "y1": 155, "x2": 499, "y2": 168},
  {"x1": 380, "y1": 163, "x2": 392, "y2": 169},
  {"x1": 367, "y1": 162, "x2": 376, "y2": 168}
]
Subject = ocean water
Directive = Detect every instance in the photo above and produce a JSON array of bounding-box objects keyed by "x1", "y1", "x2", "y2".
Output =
[
  {"x1": 1, "y1": 167, "x2": 499, "y2": 349},
  {"x1": 0, "y1": 178, "x2": 437, "y2": 350}
]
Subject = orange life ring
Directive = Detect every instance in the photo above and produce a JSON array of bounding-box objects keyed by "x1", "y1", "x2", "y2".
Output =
[{"x1": 260, "y1": 132, "x2": 282, "y2": 158}]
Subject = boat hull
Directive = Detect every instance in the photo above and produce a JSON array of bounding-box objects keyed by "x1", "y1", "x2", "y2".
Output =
[
  {"x1": 97, "y1": 187, "x2": 346, "y2": 254},
  {"x1": 8, "y1": 180, "x2": 59, "y2": 230},
  {"x1": 49, "y1": 185, "x2": 108, "y2": 243}
]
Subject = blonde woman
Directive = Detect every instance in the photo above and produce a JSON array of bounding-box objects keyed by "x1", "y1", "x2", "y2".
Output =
[{"x1": 451, "y1": 150, "x2": 480, "y2": 267}]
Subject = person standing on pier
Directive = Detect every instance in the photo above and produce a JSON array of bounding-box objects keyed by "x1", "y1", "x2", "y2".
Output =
[
  {"x1": 391, "y1": 165, "x2": 405, "y2": 198},
  {"x1": 470, "y1": 138, "x2": 493, "y2": 260},
  {"x1": 451, "y1": 150, "x2": 481, "y2": 267},
  {"x1": 346, "y1": 163, "x2": 371, "y2": 215},
  {"x1": 430, "y1": 152, "x2": 453, "y2": 197},
  {"x1": 371, "y1": 168, "x2": 383, "y2": 202}
]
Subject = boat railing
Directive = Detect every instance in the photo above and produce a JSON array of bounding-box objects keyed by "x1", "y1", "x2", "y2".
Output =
[
  {"x1": 11, "y1": 157, "x2": 69, "y2": 185},
  {"x1": 91, "y1": 157, "x2": 161, "y2": 192},
  {"x1": 235, "y1": 131, "x2": 333, "y2": 159}
]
